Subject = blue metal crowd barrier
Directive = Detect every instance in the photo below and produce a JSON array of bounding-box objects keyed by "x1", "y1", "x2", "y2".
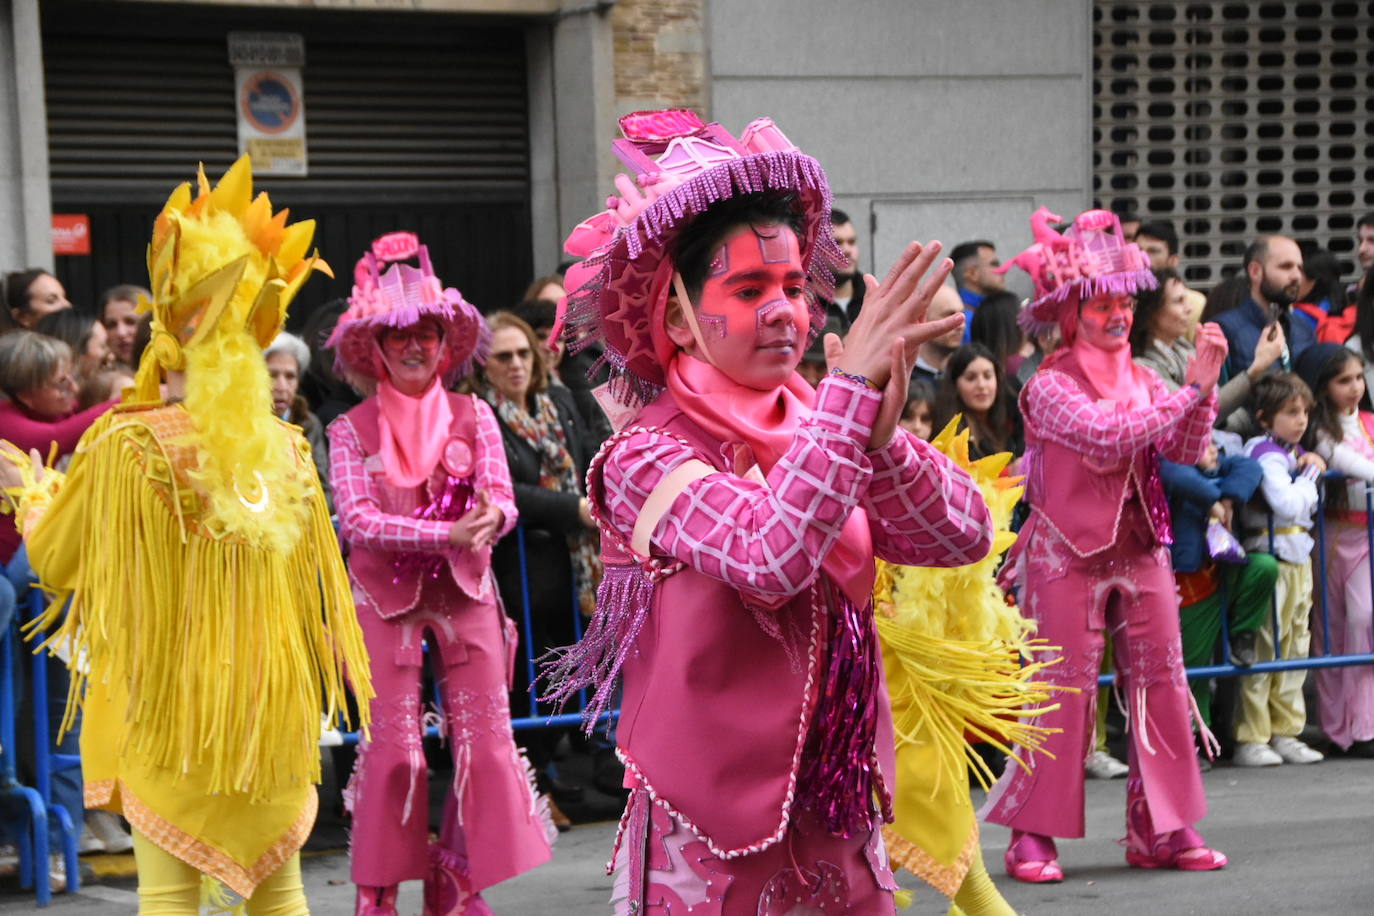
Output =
[{"x1": 1098, "y1": 471, "x2": 1374, "y2": 687}]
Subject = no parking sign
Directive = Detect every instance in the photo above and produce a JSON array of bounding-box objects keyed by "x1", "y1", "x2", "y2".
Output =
[{"x1": 228, "y1": 33, "x2": 308, "y2": 176}]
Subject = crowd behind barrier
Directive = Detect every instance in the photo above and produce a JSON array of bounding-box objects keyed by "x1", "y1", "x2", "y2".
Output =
[{"x1": 2, "y1": 209, "x2": 1374, "y2": 904}]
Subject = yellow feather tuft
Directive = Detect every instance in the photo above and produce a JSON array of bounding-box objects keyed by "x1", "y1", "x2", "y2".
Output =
[{"x1": 208, "y1": 155, "x2": 253, "y2": 217}]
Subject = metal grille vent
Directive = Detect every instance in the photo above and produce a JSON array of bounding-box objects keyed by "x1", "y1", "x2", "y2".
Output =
[{"x1": 1092, "y1": 1, "x2": 1374, "y2": 287}]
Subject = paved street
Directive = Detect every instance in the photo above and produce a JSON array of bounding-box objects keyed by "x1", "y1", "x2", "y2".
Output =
[{"x1": 2, "y1": 756, "x2": 1369, "y2": 915}]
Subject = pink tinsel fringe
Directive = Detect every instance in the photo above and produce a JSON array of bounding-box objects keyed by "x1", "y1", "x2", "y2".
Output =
[{"x1": 1018, "y1": 268, "x2": 1158, "y2": 337}]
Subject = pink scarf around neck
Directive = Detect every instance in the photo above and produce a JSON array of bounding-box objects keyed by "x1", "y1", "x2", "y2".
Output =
[
  {"x1": 377, "y1": 377, "x2": 453, "y2": 488},
  {"x1": 1068, "y1": 337, "x2": 1151, "y2": 407},
  {"x1": 666, "y1": 353, "x2": 876, "y2": 607}
]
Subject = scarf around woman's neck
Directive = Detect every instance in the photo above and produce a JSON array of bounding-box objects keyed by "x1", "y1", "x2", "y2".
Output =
[
  {"x1": 485, "y1": 387, "x2": 600, "y2": 615},
  {"x1": 377, "y1": 377, "x2": 452, "y2": 488}
]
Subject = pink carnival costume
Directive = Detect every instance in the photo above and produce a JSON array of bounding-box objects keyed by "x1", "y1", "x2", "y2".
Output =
[
  {"x1": 327, "y1": 233, "x2": 555, "y2": 916},
  {"x1": 542, "y1": 109, "x2": 993, "y2": 914},
  {"x1": 982, "y1": 210, "x2": 1229, "y2": 879}
]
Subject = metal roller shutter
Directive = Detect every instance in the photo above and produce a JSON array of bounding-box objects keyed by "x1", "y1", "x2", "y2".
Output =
[
  {"x1": 42, "y1": 0, "x2": 532, "y2": 313},
  {"x1": 1092, "y1": 0, "x2": 1374, "y2": 288}
]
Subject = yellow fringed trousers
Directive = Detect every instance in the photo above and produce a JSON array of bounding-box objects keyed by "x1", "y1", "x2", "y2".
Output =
[{"x1": 133, "y1": 832, "x2": 308, "y2": 916}]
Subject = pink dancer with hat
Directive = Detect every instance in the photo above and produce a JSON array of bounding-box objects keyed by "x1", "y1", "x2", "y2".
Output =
[
  {"x1": 543, "y1": 109, "x2": 994, "y2": 914},
  {"x1": 327, "y1": 233, "x2": 555, "y2": 916},
  {"x1": 981, "y1": 210, "x2": 1231, "y2": 881}
]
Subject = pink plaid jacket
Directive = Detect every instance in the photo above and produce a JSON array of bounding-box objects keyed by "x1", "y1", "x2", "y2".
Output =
[{"x1": 600, "y1": 377, "x2": 992, "y2": 595}]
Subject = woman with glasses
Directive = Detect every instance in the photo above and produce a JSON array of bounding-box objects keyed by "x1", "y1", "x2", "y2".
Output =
[
  {"x1": 478, "y1": 311, "x2": 600, "y2": 828},
  {"x1": 327, "y1": 235, "x2": 554, "y2": 916}
]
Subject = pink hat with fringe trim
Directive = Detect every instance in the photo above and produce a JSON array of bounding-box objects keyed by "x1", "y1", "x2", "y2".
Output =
[
  {"x1": 555, "y1": 109, "x2": 843, "y2": 403},
  {"x1": 1000, "y1": 208, "x2": 1156, "y2": 336},
  {"x1": 327, "y1": 231, "x2": 489, "y2": 386}
]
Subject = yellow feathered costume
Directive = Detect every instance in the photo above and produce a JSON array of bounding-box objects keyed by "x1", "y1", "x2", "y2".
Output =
[
  {"x1": 877, "y1": 420, "x2": 1057, "y2": 915},
  {"x1": 4, "y1": 157, "x2": 373, "y2": 898}
]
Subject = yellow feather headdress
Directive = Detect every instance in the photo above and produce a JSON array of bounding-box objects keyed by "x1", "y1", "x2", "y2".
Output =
[{"x1": 132, "y1": 156, "x2": 333, "y2": 551}]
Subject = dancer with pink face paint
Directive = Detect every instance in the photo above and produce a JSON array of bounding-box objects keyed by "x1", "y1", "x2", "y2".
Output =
[
  {"x1": 544, "y1": 110, "x2": 993, "y2": 914},
  {"x1": 328, "y1": 234, "x2": 556, "y2": 916},
  {"x1": 983, "y1": 210, "x2": 1230, "y2": 881}
]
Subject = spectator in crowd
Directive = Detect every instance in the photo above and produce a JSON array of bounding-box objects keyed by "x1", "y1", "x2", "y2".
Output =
[
  {"x1": 327, "y1": 238, "x2": 551, "y2": 914},
  {"x1": 0, "y1": 332, "x2": 114, "y2": 564},
  {"x1": 1158, "y1": 439, "x2": 1272, "y2": 751},
  {"x1": 899, "y1": 378, "x2": 937, "y2": 441},
  {"x1": 77, "y1": 364, "x2": 135, "y2": 411},
  {"x1": 1234, "y1": 372, "x2": 1326, "y2": 766},
  {"x1": 1296, "y1": 343, "x2": 1374, "y2": 757},
  {"x1": 479, "y1": 311, "x2": 599, "y2": 824},
  {"x1": 950, "y1": 239, "x2": 1005, "y2": 317},
  {"x1": 970, "y1": 289, "x2": 1033, "y2": 380},
  {"x1": 1293, "y1": 244, "x2": 1349, "y2": 335},
  {"x1": 97, "y1": 284, "x2": 147, "y2": 367},
  {"x1": 1135, "y1": 220, "x2": 1207, "y2": 339},
  {"x1": 1132, "y1": 267, "x2": 1283, "y2": 428},
  {"x1": 1340, "y1": 265, "x2": 1374, "y2": 394},
  {"x1": 796, "y1": 312, "x2": 846, "y2": 388},
  {"x1": 933, "y1": 342, "x2": 1023, "y2": 461},
  {"x1": 911, "y1": 284, "x2": 966, "y2": 383},
  {"x1": 524, "y1": 273, "x2": 566, "y2": 304},
  {"x1": 1357, "y1": 211, "x2": 1374, "y2": 275},
  {"x1": 511, "y1": 298, "x2": 613, "y2": 448},
  {"x1": 264, "y1": 331, "x2": 332, "y2": 508},
  {"x1": 1215, "y1": 235, "x2": 1312, "y2": 378},
  {"x1": 1199, "y1": 273, "x2": 1250, "y2": 325},
  {"x1": 34, "y1": 309, "x2": 112, "y2": 384},
  {"x1": 3, "y1": 269, "x2": 71, "y2": 332},
  {"x1": 296, "y1": 297, "x2": 361, "y2": 427},
  {"x1": 1116, "y1": 212, "x2": 1142, "y2": 242},
  {"x1": 825, "y1": 208, "x2": 865, "y2": 326}
]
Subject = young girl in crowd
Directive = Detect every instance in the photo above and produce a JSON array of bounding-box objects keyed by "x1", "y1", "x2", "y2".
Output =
[
  {"x1": 1296, "y1": 343, "x2": 1374, "y2": 757},
  {"x1": 1236, "y1": 372, "x2": 1325, "y2": 766},
  {"x1": 934, "y1": 343, "x2": 1022, "y2": 461},
  {"x1": 900, "y1": 379, "x2": 936, "y2": 441}
]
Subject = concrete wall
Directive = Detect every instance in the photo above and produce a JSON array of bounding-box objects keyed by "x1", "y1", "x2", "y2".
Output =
[
  {"x1": 1, "y1": 0, "x2": 54, "y2": 272},
  {"x1": 708, "y1": 0, "x2": 1092, "y2": 297}
]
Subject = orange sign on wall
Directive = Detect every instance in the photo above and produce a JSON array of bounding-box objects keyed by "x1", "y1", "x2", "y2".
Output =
[{"x1": 52, "y1": 214, "x2": 91, "y2": 256}]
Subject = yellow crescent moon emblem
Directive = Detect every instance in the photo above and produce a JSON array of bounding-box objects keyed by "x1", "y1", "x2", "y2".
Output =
[{"x1": 234, "y1": 471, "x2": 270, "y2": 513}]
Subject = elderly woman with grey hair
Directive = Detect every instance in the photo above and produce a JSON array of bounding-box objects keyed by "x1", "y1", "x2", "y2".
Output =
[{"x1": 264, "y1": 330, "x2": 332, "y2": 509}]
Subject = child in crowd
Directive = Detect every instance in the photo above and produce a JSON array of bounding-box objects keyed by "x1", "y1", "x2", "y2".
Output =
[
  {"x1": 1159, "y1": 438, "x2": 1273, "y2": 750},
  {"x1": 899, "y1": 378, "x2": 936, "y2": 440},
  {"x1": 1234, "y1": 372, "x2": 1325, "y2": 765},
  {"x1": 1296, "y1": 344, "x2": 1374, "y2": 756}
]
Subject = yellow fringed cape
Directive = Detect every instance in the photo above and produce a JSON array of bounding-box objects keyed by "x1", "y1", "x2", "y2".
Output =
[
  {"x1": 876, "y1": 420, "x2": 1058, "y2": 900},
  {"x1": 11, "y1": 402, "x2": 372, "y2": 898}
]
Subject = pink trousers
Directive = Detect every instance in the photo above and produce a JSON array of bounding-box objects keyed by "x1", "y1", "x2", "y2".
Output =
[
  {"x1": 983, "y1": 515, "x2": 1207, "y2": 838},
  {"x1": 348, "y1": 577, "x2": 554, "y2": 889},
  {"x1": 1315, "y1": 523, "x2": 1374, "y2": 748}
]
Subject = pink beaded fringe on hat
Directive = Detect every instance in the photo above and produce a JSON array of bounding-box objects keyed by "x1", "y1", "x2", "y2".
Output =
[
  {"x1": 998, "y1": 207, "x2": 1157, "y2": 336},
  {"x1": 555, "y1": 109, "x2": 845, "y2": 404},
  {"x1": 326, "y1": 230, "x2": 489, "y2": 387}
]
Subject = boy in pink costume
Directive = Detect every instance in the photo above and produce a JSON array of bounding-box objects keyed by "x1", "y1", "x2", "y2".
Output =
[
  {"x1": 543, "y1": 109, "x2": 993, "y2": 914},
  {"x1": 982, "y1": 210, "x2": 1229, "y2": 881},
  {"x1": 327, "y1": 233, "x2": 555, "y2": 916}
]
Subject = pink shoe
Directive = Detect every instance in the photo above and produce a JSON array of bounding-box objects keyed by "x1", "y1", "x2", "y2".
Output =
[
  {"x1": 1124, "y1": 781, "x2": 1227, "y2": 871},
  {"x1": 1004, "y1": 830, "x2": 1063, "y2": 883},
  {"x1": 356, "y1": 885, "x2": 399, "y2": 916},
  {"x1": 423, "y1": 845, "x2": 494, "y2": 916}
]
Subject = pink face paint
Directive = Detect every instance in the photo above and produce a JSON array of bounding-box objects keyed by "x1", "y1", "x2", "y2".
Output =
[
  {"x1": 706, "y1": 246, "x2": 729, "y2": 279},
  {"x1": 757, "y1": 226, "x2": 792, "y2": 264},
  {"x1": 1076, "y1": 293, "x2": 1134, "y2": 352}
]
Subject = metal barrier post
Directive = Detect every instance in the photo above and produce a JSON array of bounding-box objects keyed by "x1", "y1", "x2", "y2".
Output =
[
  {"x1": 0, "y1": 620, "x2": 51, "y2": 906},
  {"x1": 1316, "y1": 483, "x2": 1333, "y2": 656},
  {"x1": 1266, "y1": 512, "x2": 1282, "y2": 657},
  {"x1": 514, "y1": 526, "x2": 539, "y2": 719},
  {"x1": 26, "y1": 593, "x2": 80, "y2": 895}
]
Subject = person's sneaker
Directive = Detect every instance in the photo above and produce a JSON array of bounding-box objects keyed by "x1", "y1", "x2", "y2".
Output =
[
  {"x1": 1270, "y1": 736, "x2": 1324, "y2": 764},
  {"x1": 0, "y1": 844, "x2": 17, "y2": 877},
  {"x1": 87, "y1": 810, "x2": 134, "y2": 854},
  {"x1": 78, "y1": 825, "x2": 105, "y2": 855},
  {"x1": 1085, "y1": 749, "x2": 1129, "y2": 779},
  {"x1": 1229, "y1": 631, "x2": 1258, "y2": 667},
  {"x1": 49, "y1": 854, "x2": 66, "y2": 893},
  {"x1": 1233, "y1": 741, "x2": 1283, "y2": 767}
]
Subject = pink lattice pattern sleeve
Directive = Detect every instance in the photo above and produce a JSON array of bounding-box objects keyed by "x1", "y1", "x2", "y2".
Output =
[
  {"x1": 472, "y1": 399, "x2": 518, "y2": 538},
  {"x1": 1024, "y1": 369, "x2": 1208, "y2": 461},
  {"x1": 328, "y1": 414, "x2": 452, "y2": 552},
  {"x1": 600, "y1": 377, "x2": 880, "y2": 597},
  {"x1": 1155, "y1": 374, "x2": 1218, "y2": 466},
  {"x1": 863, "y1": 430, "x2": 993, "y2": 567}
]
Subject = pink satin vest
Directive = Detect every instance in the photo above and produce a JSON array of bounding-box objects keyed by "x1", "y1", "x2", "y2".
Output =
[
  {"x1": 592, "y1": 392, "x2": 895, "y2": 854},
  {"x1": 1021, "y1": 354, "x2": 1173, "y2": 557},
  {"x1": 341, "y1": 392, "x2": 491, "y2": 619}
]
